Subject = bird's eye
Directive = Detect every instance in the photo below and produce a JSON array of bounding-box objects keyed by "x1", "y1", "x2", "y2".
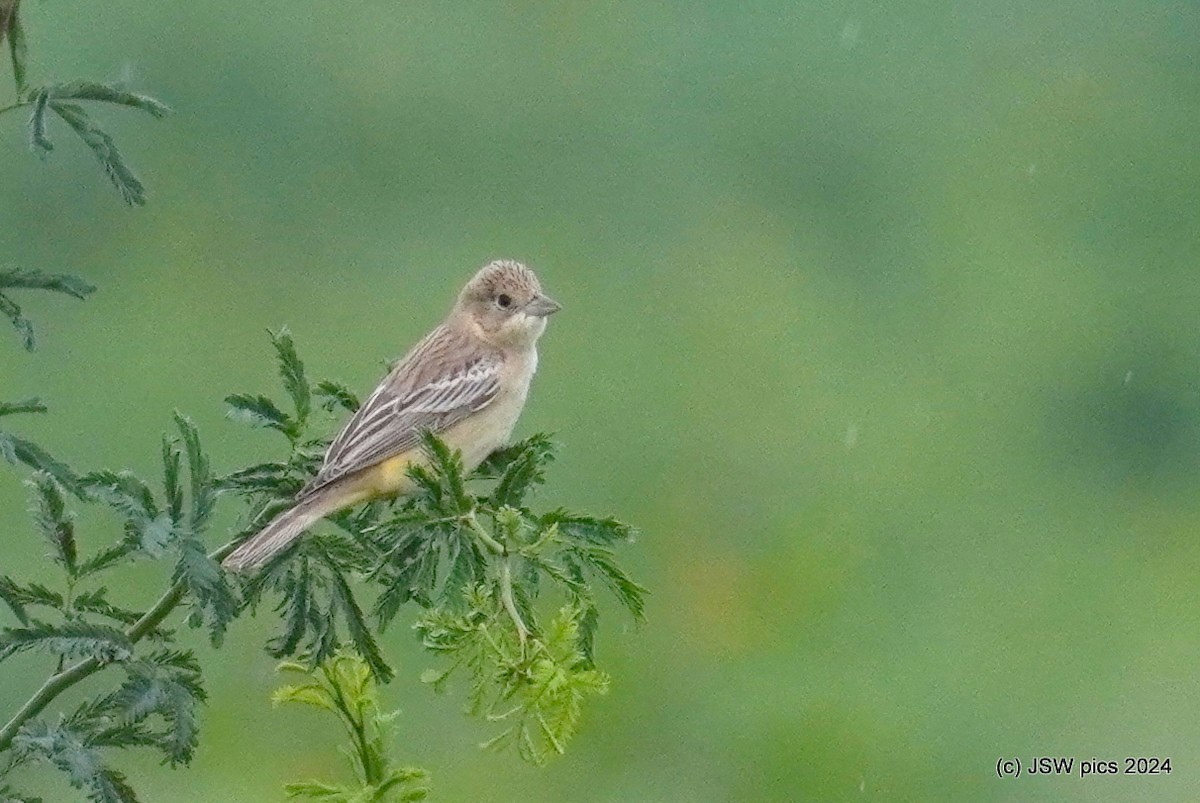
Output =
[{"x1": 497, "y1": 293, "x2": 512, "y2": 308}]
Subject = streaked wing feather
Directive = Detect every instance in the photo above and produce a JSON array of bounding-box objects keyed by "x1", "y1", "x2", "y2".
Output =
[{"x1": 302, "y1": 345, "x2": 502, "y2": 495}]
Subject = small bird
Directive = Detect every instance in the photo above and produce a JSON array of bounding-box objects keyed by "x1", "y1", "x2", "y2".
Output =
[{"x1": 222, "y1": 260, "x2": 561, "y2": 572}]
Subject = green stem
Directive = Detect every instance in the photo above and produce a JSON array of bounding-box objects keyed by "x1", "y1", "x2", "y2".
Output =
[
  {"x1": 0, "y1": 538, "x2": 237, "y2": 753},
  {"x1": 499, "y1": 558, "x2": 528, "y2": 649},
  {"x1": 462, "y1": 511, "x2": 505, "y2": 556},
  {"x1": 461, "y1": 511, "x2": 529, "y2": 648},
  {"x1": 0, "y1": 101, "x2": 27, "y2": 118},
  {"x1": 325, "y1": 668, "x2": 378, "y2": 786}
]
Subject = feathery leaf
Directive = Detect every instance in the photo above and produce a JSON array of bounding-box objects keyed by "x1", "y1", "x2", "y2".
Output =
[
  {"x1": 27, "y1": 472, "x2": 76, "y2": 576},
  {"x1": 270, "y1": 328, "x2": 311, "y2": 426},
  {"x1": 327, "y1": 567, "x2": 393, "y2": 683},
  {"x1": 28, "y1": 89, "x2": 51, "y2": 155},
  {"x1": 0, "y1": 576, "x2": 30, "y2": 625},
  {"x1": 315, "y1": 380, "x2": 360, "y2": 413},
  {"x1": 174, "y1": 413, "x2": 215, "y2": 530},
  {"x1": 0, "y1": 398, "x2": 46, "y2": 417},
  {"x1": 113, "y1": 651, "x2": 205, "y2": 765},
  {"x1": 161, "y1": 436, "x2": 183, "y2": 525},
  {"x1": 4, "y1": 1, "x2": 26, "y2": 94},
  {"x1": 48, "y1": 101, "x2": 146, "y2": 206},
  {"x1": 0, "y1": 268, "x2": 93, "y2": 349},
  {"x1": 564, "y1": 542, "x2": 646, "y2": 622},
  {"x1": 173, "y1": 538, "x2": 235, "y2": 646},
  {"x1": 76, "y1": 544, "x2": 134, "y2": 578},
  {"x1": 224, "y1": 393, "x2": 296, "y2": 436},
  {"x1": 0, "y1": 621, "x2": 133, "y2": 664},
  {"x1": 43, "y1": 80, "x2": 170, "y2": 118},
  {"x1": 12, "y1": 720, "x2": 140, "y2": 803},
  {"x1": 541, "y1": 510, "x2": 637, "y2": 545},
  {"x1": 489, "y1": 435, "x2": 556, "y2": 507},
  {"x1": 0, "y1": 267, "x2": 96, "y2": 300},
  {"x1": 0, "y1": 434, "x2": 81, "y2": 495},
  {"x1": 0, "y1": 290, "x2": 32, "y2": 349}
]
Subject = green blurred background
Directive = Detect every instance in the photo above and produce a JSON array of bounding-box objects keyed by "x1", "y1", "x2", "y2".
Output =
[{"x1": 4, "y1": 1, "x2": 1200, "y2": 800}]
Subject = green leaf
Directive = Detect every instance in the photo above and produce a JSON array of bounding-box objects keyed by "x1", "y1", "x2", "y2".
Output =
[
  {"x1": 272, "y1": 683, "x2": 336, "y2": 713},
  {"x1": 5, "y1": 2, "x2": 26, "y2": 94},
  {"x1": 12, "y1": 720, "x2": 140, "y2": 803},
  {"x1": 161, "y1": 436, "x2": 183, "y2": 525},
  {"x1": 575, "y1": 597, "x2": 599, "y2": 667},
  {"x1": 274, "y1": 654, "x2": 430, "y2": 801},
  {"x1": 113, "y1": 651, "x2": 206, "y2": 765},
  {"x1": 267, "y1": 559, "x2": 312, "y2": 658},
  {"x1": 270, "y1": 328, "x2": 311, "y2": 425},
  {"x1": 0, "y1": 290, "x2": 33, "y2": 349},
  {"x1": 82, "y1": 470, "x2": 158, "y2": 519},
  {"x1": 217, "y1": 461, "x2": 298, "y2": 494},
  {"x1": 0, "y1": 268, "x2": 93, "y2": 349},
  {"x1": 372, "y1": 579, "x2": 412, "y2": 633},
  {"x1": 0, "y1": 297, "x2": 30, "y2": 352},
  {"x1": 282, "y1": 780, "x2": 352, "y2": 800},
  {"x1": 416, "y1": 431, "x2": 470, "y2": 513},
  {"x1": 327, "y1": 566, "x2": 393, "y2": 683},
  {"x1": 174, "y1": 412, "x2": 215, "y2": 530},
  {"x1": 44, "y1": 80, "x2": 171, "y2": 118},
  {"x1": 0, "y1": 398, "x2": 46, "y2": 417},
  {"x1": 48, "y1": 101, "x2": 146, "y2": 206},
  {"x1": 0, "y1": 267, "x2": 96, "y2": 300},
  {"x1": 439, "y1": 533, "x2": 486, "y2": 609},
  {"x1": 315, "y1": 380, "x2": 360, "y2": 413},
  {"x1": 471, "y1": 434, "x2": 550, "y2": 479},
  {"x1": 0, "y1": 621, "x2": 134, "y2": 664},
  {"x1": 0, "y1": 580, "x2": 64, "y2": 613},
  {"x1": 224, "y1": 393, "x2": 296, "y2": 436},
  {"x1": 28, "y1": 88, "x2": 51, "y2": 156},
  {"x1": 488, "y1": 435, "x2": 556, "y2": 507},
  {"x1": 0, "y1": 433, "x2": 81, "y2": 495},
  {"x1": 173, "y1": 538, "x2": 236, "y2": 646},
  {"x1": 76, "y1": 543, "x2": 134, "y2": 578},
  {"x1": 0, "y1": 576, "x2": 30, "y2": 625},
  {"x1": 27, "y1": 471, "x2": 77, "y2": 576},
  {"x1": 82, "y1": 469, "x2": 177, "y2": 556},
  {"x1": 541, "y1": 510, "x2": 638, "y2": 545},
  {"x1": 565, "y1": 542, "x2": 646, "y2": 622}
]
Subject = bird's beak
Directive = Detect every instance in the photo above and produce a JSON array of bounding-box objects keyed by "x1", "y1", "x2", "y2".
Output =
[{"x1": 525, "y1": 293, "x2": 562, "y2": 317}]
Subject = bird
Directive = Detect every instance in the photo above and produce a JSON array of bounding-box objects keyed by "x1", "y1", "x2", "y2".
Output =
[{"x1": 221, "y1": 259, "x2": 561, "y2": 572}]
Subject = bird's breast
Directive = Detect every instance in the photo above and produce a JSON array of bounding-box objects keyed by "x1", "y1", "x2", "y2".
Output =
[{"x1": 443, "y1": 349, "x2": 537, "y2": 470}]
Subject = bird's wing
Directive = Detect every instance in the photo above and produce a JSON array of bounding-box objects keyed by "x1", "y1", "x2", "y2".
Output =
[{"x1": 301, "y1": 333, "x2": 502, "y2": 496}]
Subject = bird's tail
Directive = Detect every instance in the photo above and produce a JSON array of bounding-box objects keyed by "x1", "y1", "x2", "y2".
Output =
[{"x1": 222, "y1": 493, "x2": 335, "y2": 572}]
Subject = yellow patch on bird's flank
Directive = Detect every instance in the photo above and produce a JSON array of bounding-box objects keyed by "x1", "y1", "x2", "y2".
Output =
[{"x1": 368, "y1": 452, "x2": 418, "y2": 496}]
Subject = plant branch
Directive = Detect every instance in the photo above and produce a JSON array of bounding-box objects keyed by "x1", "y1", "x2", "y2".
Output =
[
  {"x1": 0, "y1": 537, "x2": 238, "y2": 752},
  {"x1": 462, "y1": 511, "x2": 505, "y2": 556},
  {"x1": 460, "y1": 511, "x2": 529, "y2": 648},
  {"x1": 499, "y1": 558, "x2": 528, "y2": 649},
  {"x1": 325, "y1": 668, "x2": 377, "y2": 786}
]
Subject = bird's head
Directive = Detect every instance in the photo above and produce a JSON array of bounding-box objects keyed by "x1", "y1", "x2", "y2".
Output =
[{"x1": 456, "y1": 259, "x2": 561, "y2": 348}]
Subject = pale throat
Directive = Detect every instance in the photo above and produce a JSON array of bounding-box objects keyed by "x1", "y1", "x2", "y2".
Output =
[{"x1": 473, "y1": 312, "x2": 547, "y2": 351}]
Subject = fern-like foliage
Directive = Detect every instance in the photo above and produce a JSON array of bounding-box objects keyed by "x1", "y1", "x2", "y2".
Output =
[
  {"x1": 0, "y1": 267, "x2": 95, "y2": 352},
  {"x1": 0, "y1": 415, "x2": 219, "y2": 800},
  {"x1": 2, "y1": 2, "x2": 169, "y2": 205},
  {"x1": 223, "y1": 333, "x2": 645, "y2": 765},
  {"x1": 0, "y1": 327, "x2": 643, "y2": 801},
  {"x1": 273, "y1": 653, "x2": 429, "y2": 801}
]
